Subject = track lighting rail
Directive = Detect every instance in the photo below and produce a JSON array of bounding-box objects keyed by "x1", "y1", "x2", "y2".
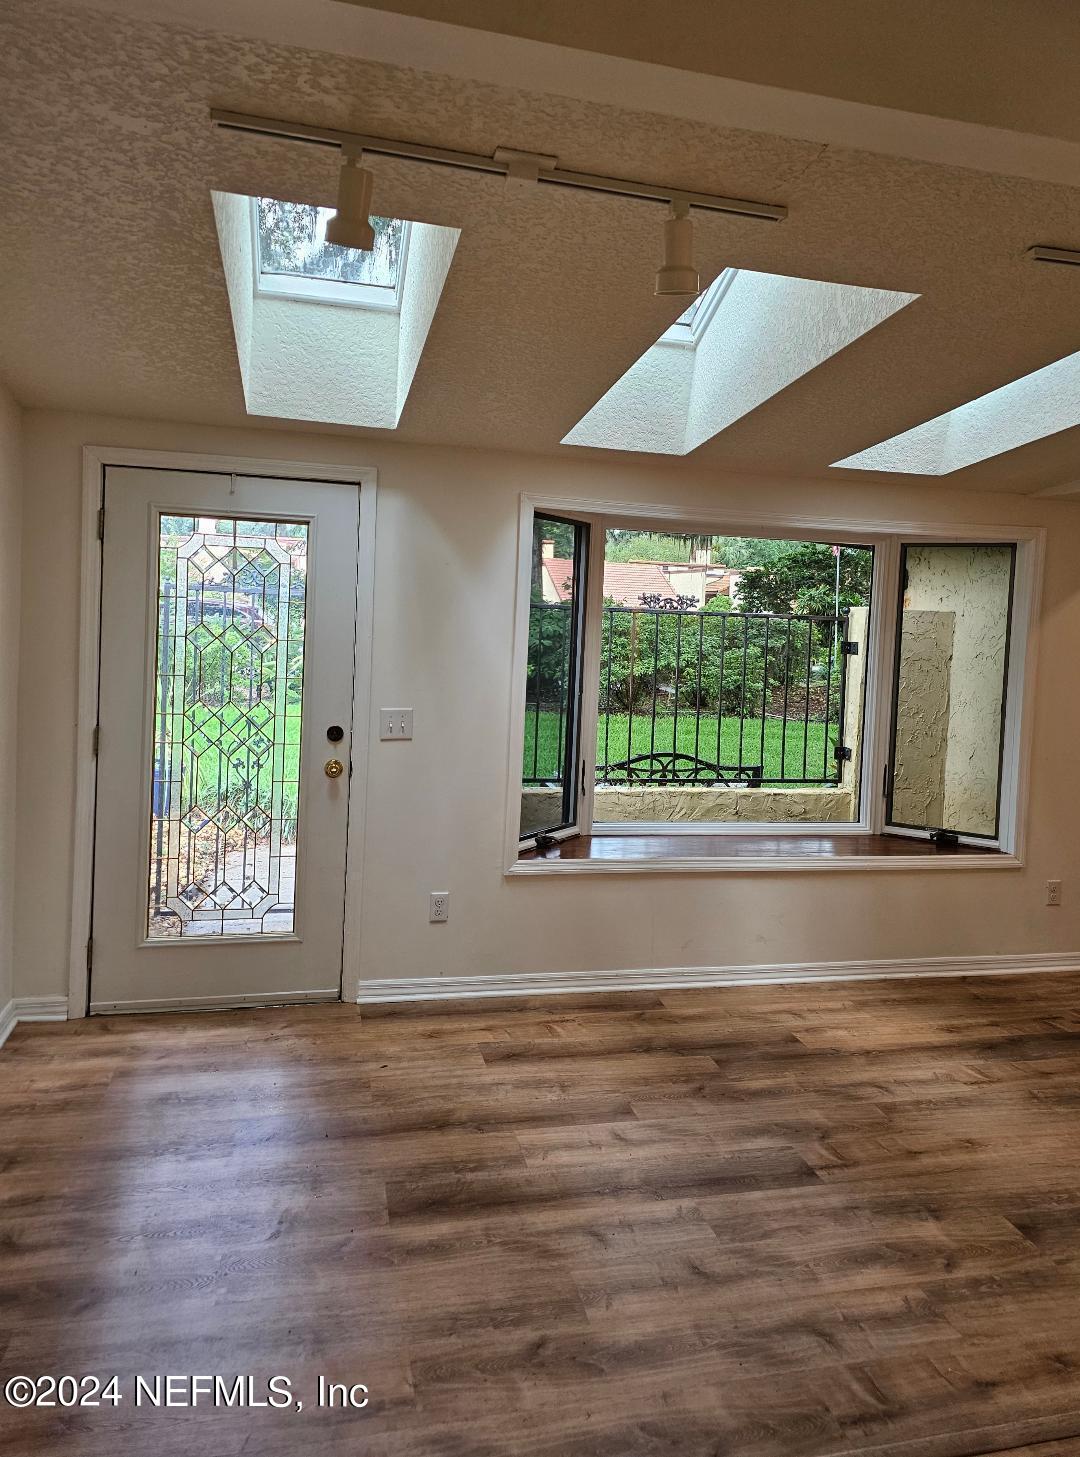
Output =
[{"x1": 209, "y1": 109, "x2": 787, "y2": 222}]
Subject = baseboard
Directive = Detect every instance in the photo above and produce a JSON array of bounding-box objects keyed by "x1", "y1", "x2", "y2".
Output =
[
  {"x1": 0, "y1": 995, "x2": 68, "y2": 1048},
  {"x1": 356, "y1": 951, "x2": 1080, "y2": 1003},
  {"x1": 88, "y1": 989, "x2": 341, "y2": 1014}
]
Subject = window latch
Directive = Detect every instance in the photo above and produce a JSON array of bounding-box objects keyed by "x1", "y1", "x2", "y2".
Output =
[{"x1": 929, "y1": 828, "x2": 960, "y2": 847}]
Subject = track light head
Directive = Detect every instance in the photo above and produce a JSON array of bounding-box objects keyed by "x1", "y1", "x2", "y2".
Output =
[
  {"x1": 655, "y1": 200, "x2": 700, "y2": 297},
  {"x1": 326, "y1": 150, "x2": 375, "y2": 251}
]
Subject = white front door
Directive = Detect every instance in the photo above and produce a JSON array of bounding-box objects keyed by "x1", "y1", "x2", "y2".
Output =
[{"x1": 89, "y1": 467, "x2": 360, "y2": 1012}]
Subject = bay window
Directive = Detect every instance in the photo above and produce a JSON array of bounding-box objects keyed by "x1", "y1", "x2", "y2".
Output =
[{"x1": 508, "y1": 500, "x2": 1039, "y2": 870}]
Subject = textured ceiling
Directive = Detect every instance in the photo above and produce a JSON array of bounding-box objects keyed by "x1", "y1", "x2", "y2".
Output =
[
  {"x1": 3, "y1": 0, "x2": 1080, "y2": 493},
  {"x1": 340, "y1": 0, "x2": 1080, "y2": 144}
]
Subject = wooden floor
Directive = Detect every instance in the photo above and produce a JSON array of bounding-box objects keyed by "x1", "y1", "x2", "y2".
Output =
[{"x1": 8, "y1": 976, "x2": 1080, "y2": 1455}]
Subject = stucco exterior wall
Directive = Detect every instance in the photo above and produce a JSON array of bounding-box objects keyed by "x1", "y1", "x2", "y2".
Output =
[
  {"x1": 891, "y1": 609, "x2": 953, "y2": 827},
  {"x1": 521, "y1": 784, "x2": 857, "y2": 830},
  {"x1": 898, "y1": 544, "x2": 1013, "y2": 835}
]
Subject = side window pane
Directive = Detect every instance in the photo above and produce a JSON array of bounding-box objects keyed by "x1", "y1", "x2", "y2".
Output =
[
  {"x1": 519, "y1": 514, "x2": 587, "y2": 840},
  {"x1": 889, "y1": 543, "x2": 1015, "y2": 838}
]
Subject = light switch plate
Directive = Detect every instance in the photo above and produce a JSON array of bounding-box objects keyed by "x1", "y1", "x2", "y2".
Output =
[{"x1": 380, "y1": 709, "x2": 414, "y2": 740}]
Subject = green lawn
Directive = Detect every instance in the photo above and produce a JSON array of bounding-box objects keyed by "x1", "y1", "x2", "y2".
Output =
[
  {"x1": 524, "y1": 709, "x2": 837, "y2": 783},
  {"x1": 160, "y1": 702, "x2": 302, "y2": 834}
]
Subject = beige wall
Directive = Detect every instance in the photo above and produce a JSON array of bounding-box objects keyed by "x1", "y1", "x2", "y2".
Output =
[
  {"x1": 14, "y1": 409, "x2": 1080, "y2": 1001},
  {"x1": 0, "y1": 382, "x2": 21, "y2": 1013}
]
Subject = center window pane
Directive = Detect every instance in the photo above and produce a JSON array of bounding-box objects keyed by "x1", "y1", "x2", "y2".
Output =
[
  {"x1": 594, "y1": 529, "x2": 873, "y2": 827},
  {"x1": 256, "y1": 198, "x2": 405, "y2": 289}
]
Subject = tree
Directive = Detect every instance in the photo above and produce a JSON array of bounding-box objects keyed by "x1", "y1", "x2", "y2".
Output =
[
  {"x1": 605, "y1": 532, "x2": 692, "y2": 564},
  {"x1": 736, "y1": 543, "x2": 872, "y2": 617},
  {"x1": 256, "y1": 199, "x2": 403, "y2": 284}
]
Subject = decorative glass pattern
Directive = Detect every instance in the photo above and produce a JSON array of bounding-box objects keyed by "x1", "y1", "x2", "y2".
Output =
[{"x1": 148, "y1": 515, "x2": 308, "y2": 938}]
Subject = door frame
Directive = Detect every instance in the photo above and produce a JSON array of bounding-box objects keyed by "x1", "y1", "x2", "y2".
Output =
[{"x1": 68, "y1": 446, "x2": 378, "y2": 1018}]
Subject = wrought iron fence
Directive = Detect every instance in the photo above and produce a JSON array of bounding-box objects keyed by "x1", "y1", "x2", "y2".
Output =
[{"x1": 523, "y1": 602, "x2": 851, "y2": 787}]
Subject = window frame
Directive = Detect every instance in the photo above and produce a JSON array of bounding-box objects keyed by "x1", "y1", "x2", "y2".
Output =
[
  {"x1": 249, "y1": 199, "x2": 412, "y2": 313},
  {"x1": 505, "y1": 494, "x2": 1043, "y2": 869},
  {"x1": 516, "y1": 512, "x2": 591, "y2": 843},
  {"x1": 657, "y1": 268, "x2": 737, "y2": 349},
  {"x1": 884, "y1": 541, "x2": 1017, "y2": 844}
]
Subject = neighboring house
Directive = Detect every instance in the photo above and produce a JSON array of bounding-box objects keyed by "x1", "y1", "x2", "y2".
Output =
[{"x1": 539, "y1": 539, "x2": 741, "y2": 607}]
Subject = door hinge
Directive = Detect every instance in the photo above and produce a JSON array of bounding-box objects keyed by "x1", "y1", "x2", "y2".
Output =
[
  {"x1": 97, "y1": 505, "x2": 105, "y2": 541},
  {"x1": 840, "y1": 640, "x2": 859, "y2": 656},
  {"x1": 883, "y1": 763, "x2": 891, "y2": 798},
  {"x1": 86, "y1": 938, "x2": 93, "y2": 972},
  {"x1": 833, "y1": 744, "x2": 852, "y2": 763},
  {"x1": 92, "y1": 725, "x2": 100, "y2": 756}
]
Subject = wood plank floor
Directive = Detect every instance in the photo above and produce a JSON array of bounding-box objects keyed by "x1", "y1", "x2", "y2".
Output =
[{"x1": 7, "y1": 975, "x2": 1080, "y2": 1455}]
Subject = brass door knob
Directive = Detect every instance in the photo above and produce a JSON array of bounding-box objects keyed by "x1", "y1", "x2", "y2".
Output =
[{"x1": 324, "y1": 758, "x2": 345, "y2": 779}]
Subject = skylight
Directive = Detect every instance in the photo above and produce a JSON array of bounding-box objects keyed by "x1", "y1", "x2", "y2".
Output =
[
  {"x1": 213, "y1": 190, "x2": 460, "y2": 430},
  {"x1": 832, "y1": 347, "x2": 1080, "y2": 475},
  {"x1": 252, "y1": 198, "x2": 411, "y2": 310},
  {"x1": 659, "y1": 269, "x2": 736, "y2": 347},
  {"x1": 564, "y1": 268, "x2": 918, "y2": 456}
]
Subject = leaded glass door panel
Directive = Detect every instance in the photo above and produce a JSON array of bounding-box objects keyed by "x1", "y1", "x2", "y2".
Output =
[{"x1": 90, "y1": 468, "x2": 360, "y2": 1012}]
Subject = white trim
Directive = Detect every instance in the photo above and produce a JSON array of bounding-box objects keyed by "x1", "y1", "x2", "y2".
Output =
[
  {"x1": 256, "y1": 274, "x2": 401, "y2": 311},
  {"x1": 528, "y1": 495, "x2": 1047, "y2": 545},
  {"x1": 69, "y1": 454, "x2": 106, "y2": 1017},
  {"x1": 89, "y1": 989, "x2": 340, "y2": 1014},
  {"x1": 356, "y1": 952, "x2": 1080, "y2": 1003},
  {"x1": 70, "y1": 446, "x2": 376, "y2": 1019},
  {"x1": 0, "y1": 996, "x2": 69, "y2": 1048},
  {"x1": 340, "y1": 479, "x2": 378, "y2": 1004},
  {"x1": 503, "y1": 493, "x2": 540, "y2": 867},
  {"x1": 508, "y1": 850, "x2": 1021, "y2": 875}
]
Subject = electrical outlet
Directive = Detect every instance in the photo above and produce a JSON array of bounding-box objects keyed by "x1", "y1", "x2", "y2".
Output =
[
  {"x1": 429, "y1": 892, "x2": 450, "y2": 923},
  {"x1": 1047, "y1": 879, "x2": 1063, "y2": 907},
  {"x1": 380, "y1": 709, "x2": 414, "y2": 740}
]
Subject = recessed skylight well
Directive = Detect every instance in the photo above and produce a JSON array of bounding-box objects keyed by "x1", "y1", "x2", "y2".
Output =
[
  {"x1": 832, "y1": 347, "x2": 1080, "y2": 475},
  {"x1": 252, "y1": 198, "x2": 411, "y2": 310},
  {"x1": 212, "y1": 190, "x2": 459, "y2": 430},
  {"x1": 564, "y1": 268, "x2": 919, "y2": 456}
]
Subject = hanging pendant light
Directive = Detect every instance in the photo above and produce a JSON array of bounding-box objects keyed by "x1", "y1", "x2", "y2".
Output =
[
  {"x1": 326, "y1": 148, "x2": 376, "y2": 251},
  {"x1": 655, "y1": 200, "x2": 700, "y2": 297}
]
